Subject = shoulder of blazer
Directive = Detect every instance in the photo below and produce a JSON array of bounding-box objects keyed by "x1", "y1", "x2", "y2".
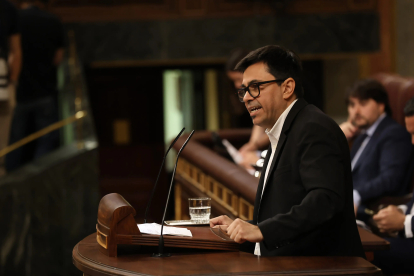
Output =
[
  {"x1": 372, "y1": 115, "x2": 406, "y2": 139},
  {"x1": 280, "y1": 98, "x2": 308, "y2": 134}
]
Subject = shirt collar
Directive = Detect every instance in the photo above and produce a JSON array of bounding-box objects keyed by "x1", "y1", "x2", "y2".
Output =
[
  {"x1": 265, "y1": 99, "x2": 298, "y2": 148},
  {"x1": 364, "y1": 113, "x2": 386, "y2": 137}
]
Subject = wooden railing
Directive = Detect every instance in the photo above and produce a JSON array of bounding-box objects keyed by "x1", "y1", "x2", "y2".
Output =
[{"x1": 172, "y1": 129, "x2": 258, "y2": 220}]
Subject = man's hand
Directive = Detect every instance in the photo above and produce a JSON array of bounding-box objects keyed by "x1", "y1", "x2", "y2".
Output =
[
  {"x1": 340, "y1": 121, "x2": 359, "y2": 140},
  {"x1": 239, "y1": 142, "x2": 256, "y2": 155},
  {"x1": 226, "y1": 218, "x2": 263, "y2": 244},
  {"x1": 373, "y1": 205, "x2": 406, "y2": 233},
  {"x1": 239, "y1": 150, "x2": 260, "y2": 170},
  {"x1": 210, "y1": 215, "x2": 234, "y2": 228}
]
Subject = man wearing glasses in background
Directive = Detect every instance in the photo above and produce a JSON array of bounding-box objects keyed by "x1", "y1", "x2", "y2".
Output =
[{"x1": 210, "y1": 45, "x2": 364, "y2": 257}]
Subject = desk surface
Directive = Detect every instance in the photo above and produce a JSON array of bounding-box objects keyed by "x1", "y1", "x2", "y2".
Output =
[
  {"x1": 73, "y1": 233, "x2": 382, "y2": 276},
  {"x1": 358, "y1": 226, "x2": 390, "y2": 251}
]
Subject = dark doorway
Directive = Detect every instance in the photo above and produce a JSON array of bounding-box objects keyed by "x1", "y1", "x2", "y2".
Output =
[
  {"x1": 85, "y1": 66, "x2": 167, "y2": 222},
  {"x1": 302, "y1": 60, "x2": 324, "y2": 111}
]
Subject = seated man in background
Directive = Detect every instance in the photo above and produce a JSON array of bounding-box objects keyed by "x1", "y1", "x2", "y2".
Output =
[
  {"x1": 371, "y1": 96, "x2": 414, "y2": 275},
  {"x1": 339, "y1": 79, "x2": 413, "y2": 219},
  {"x1": 226, "y1": 49, "x2": 269, "y2": 170}
]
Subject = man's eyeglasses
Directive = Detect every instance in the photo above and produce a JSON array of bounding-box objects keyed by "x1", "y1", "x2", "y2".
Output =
[{"x1": 237, "y1": 79, "x2": 287, "y2": 102}]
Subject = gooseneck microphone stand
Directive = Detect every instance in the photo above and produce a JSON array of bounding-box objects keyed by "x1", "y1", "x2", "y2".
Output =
[
  {"x1": 153, "y1": 130, "x2": 195, "y2": 257},
  {"x1": 143, "y1": 127, "x2": 185, "y2": 224}
]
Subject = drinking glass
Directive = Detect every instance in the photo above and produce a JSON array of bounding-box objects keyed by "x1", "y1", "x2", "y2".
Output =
[{"x1": 188, "y1": 197, "x2": 211, "y2": 224}]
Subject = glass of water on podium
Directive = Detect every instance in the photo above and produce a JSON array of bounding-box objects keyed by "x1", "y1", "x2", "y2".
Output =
[{"x1": 188, "y1": 197, "x2": 211, "y2": 224}]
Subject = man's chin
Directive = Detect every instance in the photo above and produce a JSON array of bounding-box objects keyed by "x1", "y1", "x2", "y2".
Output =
[
  {"x1": 251, "y1": 116, "x2": 260, "y2": 126},
  {"x1": 355, "y1": 123, "x2": 369, "y2": 129},
  {"x1": 352, "y1": 119, "x2": 368, "y2": 129}
]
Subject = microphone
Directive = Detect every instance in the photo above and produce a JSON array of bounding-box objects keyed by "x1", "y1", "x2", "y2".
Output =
[
  {"x1": 153, "y1": 130, "x2": 195, "y2": 257},
  {"x1": 144, "y1": 127, "x2": 185, "y2": 224}
]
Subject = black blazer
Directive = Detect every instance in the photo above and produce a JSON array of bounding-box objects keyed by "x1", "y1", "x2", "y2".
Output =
[{"x1": 243, "y1": 99, "x2": 365, "y2": 257}]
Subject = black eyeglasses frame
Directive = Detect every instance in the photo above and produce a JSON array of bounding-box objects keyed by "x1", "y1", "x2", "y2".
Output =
[{"x1": 237, "y1": 78, "x2": 287, "y2": 102}]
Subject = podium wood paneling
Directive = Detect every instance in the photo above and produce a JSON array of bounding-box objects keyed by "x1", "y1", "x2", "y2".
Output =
[
  {"x1": 96, "y1": 193, "x2": 240, "y2": 257},
  {"x1": 73, "y1": 233, "x2": 382, "y2": 276},
  {"x1": 174, "y1": 129, "x2": 256, "y2": 221}
]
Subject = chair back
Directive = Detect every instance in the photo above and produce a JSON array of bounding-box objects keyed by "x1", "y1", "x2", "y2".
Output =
[{"x1": 372, "y1": 73, "x2": 414, "y2": 193}]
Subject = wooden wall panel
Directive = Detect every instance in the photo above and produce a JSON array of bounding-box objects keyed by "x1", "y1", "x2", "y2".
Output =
[
  {"x1": 27, "y1": 0, "x2": 378, "y2": 23},
  {"x1": 358, "y1": 0, "x2": 394, "y2": 76}
]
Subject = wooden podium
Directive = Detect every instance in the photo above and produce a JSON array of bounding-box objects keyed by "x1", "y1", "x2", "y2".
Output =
[
  {"x1": 70, "y1": 192, "x2": 387, "y2": 275},
  {"x1": 96, "y1": 193, "x2": 239, "y2": 257},
  {"x1": 73, "y1": 233, "x2": 382, "y2": 276},
  {"x1": 82, "y1": 192, "x2": 386, "y2": 276},
  {"x1": 95, "y1": 193, "x2": 388, "y2": 259},
  {"x1": 74, "y1": 130, "x2": 389, "y2": 275}
]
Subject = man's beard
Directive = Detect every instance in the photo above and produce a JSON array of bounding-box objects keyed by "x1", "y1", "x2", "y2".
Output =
[{"x1": 351, "y1": 116, "x2": 369, "y2": 129}]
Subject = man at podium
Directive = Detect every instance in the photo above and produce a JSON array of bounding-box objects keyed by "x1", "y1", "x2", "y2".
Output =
[{"x1": 210, "y1": 45, "x2": 365, "y2": 258}]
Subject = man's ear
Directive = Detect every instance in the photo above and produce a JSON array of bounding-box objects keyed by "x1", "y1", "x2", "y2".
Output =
[
  {"x1": 378, "y1": 102, "x2": 385, "y2": 114},
  {"x1": 282, "y1": 78, "x2": 296, "y2": 100}
]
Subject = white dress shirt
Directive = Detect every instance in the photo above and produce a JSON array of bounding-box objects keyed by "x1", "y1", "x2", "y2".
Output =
[
  {"x1": 397, "y1": 204, "x2": 414, "y2": 238},
  {"x1": 254, "y1": 99, "x2": 298, "y2": 256}
]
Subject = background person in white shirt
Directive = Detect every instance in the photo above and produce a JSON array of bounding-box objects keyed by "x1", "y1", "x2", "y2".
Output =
[{"x1": 371, "y1": 96, "x2": 414, "y2": 275}]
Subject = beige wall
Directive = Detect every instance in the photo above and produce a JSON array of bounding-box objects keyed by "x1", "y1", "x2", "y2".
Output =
[
  {"x1": 395, "y1": 0, "x2": 414, "y2": 77},
  {"x1": 323, "y1": 58, "x2": 360, "y2": 124}
]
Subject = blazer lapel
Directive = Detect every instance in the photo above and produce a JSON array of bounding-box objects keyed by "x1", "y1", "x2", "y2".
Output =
[
  {"x1": 350, "y1": 134, "x2": 368, "y2": 160},
  {"x1": 253, "y1": 145, "x2": 272, "y2": 224},
  {"x1": 352, "y1": 116, "x2": 391, "y2": 172},
  {"x1": 264, "y1": 132, "x2": 287, "y2": 188},
  {"x1": 406, "y1": 195, "x2": 414, "y2": 215},
  {"x1": 254, "y1": 98, "x2": 308, "y2": 220}
]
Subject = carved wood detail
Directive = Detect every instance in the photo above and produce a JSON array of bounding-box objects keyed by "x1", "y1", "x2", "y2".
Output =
[{"x1": 176, "y1": 158, "x2": 254, "y2": 220}]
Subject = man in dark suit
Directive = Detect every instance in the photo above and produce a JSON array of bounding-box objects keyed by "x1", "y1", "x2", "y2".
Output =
[
  {"x1": 210, "y1": 45, "x2": 364, "y2": 257},
  {"x1": 371, "y1": 96, "x2": 414, "y2": 275},
  {"x1": 339, "y1": 80, "x2": 412, "y2": 219}
]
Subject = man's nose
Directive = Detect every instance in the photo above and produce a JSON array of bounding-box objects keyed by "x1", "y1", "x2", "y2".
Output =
[
  {"x1": 350, "y1": 104, "x2": 359, "y2": 114},
  {"x1": 243, "y1": 91, "x2": 254, "y2": 104}
]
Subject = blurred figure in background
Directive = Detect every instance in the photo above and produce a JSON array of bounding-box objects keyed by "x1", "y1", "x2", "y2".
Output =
[
  {"x1": 5, "y1": 0, "x2": 64, "y2": 172},
  {"x1": 339, "y1": 79, "x2": 413, "y2": 220},
  {"x1": 0, "y1": 0, "x2": 21, "y2": 98},
  {"x1": 0, "y1": 0, "x2": 21, "y2": 174},
  {"x1": 226, "y1": 48, "x2": 269, "y2": 170},
  {"x1": 226, "y1": 48, "x2": 252, "y2": 128},
  {"x1": 371, "y1": 96, "x2": 414, "y2": 275}
]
